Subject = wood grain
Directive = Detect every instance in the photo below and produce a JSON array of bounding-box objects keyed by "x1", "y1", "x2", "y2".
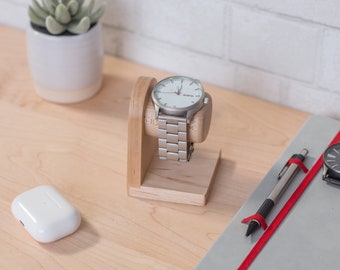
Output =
[
  {"x1": 0, "y1": 25, "x2": 309, "y2": 269},
  {"x1": 127, "y1": 76, "x2": 158, "y2": 189}
]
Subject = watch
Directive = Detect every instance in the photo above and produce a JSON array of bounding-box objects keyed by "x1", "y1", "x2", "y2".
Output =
[
  {"x1": 151, "y1": 76, "x2": 208, "y2": 162},
  {"x1": 322, "y1": 143, "x2": 340, "y2": 185}
]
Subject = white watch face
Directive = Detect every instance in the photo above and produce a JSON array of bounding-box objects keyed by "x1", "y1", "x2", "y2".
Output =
[{"x1": 152, "y1": 76, "x2": 204, "y2": 111}]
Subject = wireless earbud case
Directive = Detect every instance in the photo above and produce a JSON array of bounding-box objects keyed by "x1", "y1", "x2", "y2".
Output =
[{"x1": 11, "y1": 185, "x2": 81, "y2": 243}]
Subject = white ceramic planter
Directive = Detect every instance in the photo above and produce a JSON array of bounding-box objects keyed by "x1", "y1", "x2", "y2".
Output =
[{"x1": 27, "y1": 23, "x2": 103, "y2": 103}]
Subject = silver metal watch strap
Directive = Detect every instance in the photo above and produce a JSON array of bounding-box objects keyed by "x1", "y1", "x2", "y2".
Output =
[
  {"x1": 322, "y1": 166, "x2": 340, "y2": 185},
  {"x1": 157, "y1": 114, "x2": 194, "y2": 162}
]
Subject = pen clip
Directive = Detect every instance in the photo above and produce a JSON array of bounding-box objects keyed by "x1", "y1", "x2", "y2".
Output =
[
  {"x1": 278, "y1": 154, "x2": 298, "y2": 180},
  {"x1": 278, "y1": 151, "x2": 309, "y2": 180}
]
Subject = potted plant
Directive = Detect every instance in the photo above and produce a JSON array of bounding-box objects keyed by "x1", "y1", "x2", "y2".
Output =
[{"x1": 27, "y1": 0, "x2": 105, "y2": 103}]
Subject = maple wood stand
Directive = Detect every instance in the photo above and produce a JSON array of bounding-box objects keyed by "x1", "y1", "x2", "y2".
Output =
[{"x1": 127, "y1": 76, "x2": 221, "y2": 206}]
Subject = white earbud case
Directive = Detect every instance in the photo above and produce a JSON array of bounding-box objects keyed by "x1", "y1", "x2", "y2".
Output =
[{"x1": 11, "y1": 185, "x2": 81, "y2": 243}]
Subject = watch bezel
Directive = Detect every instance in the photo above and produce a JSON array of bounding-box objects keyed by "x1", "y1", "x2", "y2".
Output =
[
  {"x1": 151, "y1": 76, "x2": 205, "y2": 117},
  {"x1": 322, "y1": 143, "x2": 340, "y2": 183}
]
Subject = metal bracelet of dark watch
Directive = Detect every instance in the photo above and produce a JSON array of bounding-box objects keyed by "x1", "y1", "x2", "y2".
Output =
[{"x1": 322, "y1": 168, "x2": 340, "y2": 185}]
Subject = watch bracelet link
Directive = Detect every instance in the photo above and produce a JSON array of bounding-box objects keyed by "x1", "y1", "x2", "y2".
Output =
[
  {"x1": 322, "y1": 166, "x2": 340, "y2": 185},
  {"x1": 157, "y1": 114, "x2": 194, "y2": 162},
  {"x1": 322, "y1": 175, "x2": 340, "y2": 185}
]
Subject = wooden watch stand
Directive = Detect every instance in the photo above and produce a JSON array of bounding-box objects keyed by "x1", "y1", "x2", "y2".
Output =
[{"x1": 127, "y1": 76, "x2": 221, "y2": 206}]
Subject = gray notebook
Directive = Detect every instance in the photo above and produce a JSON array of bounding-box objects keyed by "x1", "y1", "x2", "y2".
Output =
[{"x1": 197, "y1": 116, "x2": 340, "y2": 269}]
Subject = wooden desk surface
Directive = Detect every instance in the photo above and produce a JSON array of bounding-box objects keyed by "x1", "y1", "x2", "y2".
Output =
[{"x1": 0, "y1": 25, "x2": 309, "y2": 269}]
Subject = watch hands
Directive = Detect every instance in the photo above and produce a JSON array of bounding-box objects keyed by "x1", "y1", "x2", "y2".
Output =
[
  {"x1": 161, "y1": 82, "x2": 192, "y2": 97},
  {"x1": 177, "y1": 81, "x2": 184, "y2": 95}
]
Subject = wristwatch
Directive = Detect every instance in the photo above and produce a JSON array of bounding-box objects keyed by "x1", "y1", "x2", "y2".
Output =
[
  {"x1": 322, "y1": 143, "x2": 340, "y2": 185},
  {"x1": 151, "y1": 76, "x2": 208, "y2": 162}
]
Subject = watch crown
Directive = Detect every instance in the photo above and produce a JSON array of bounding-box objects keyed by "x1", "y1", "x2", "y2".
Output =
[
  {"x1": 204, "y1": 97, "x2": 209, "y2": 104},
  {"x1": 322, "y1": 164, "x2": 328, "y2": 180}
]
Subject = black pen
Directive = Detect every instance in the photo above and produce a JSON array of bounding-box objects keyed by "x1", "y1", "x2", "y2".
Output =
[{"x1": 242, "y1": 148, "x2": 309, "y2": 237}]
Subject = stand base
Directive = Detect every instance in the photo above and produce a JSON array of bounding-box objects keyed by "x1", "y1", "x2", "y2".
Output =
[{"x1": 129, "y1": 148, "x2": 221, "y2": 206}]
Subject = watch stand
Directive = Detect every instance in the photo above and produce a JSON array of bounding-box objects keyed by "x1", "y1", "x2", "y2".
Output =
[{"x1": 127, "y1": 76, "x2": 221, "y2": 206}]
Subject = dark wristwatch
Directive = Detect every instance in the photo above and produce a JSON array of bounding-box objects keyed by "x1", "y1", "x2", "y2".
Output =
[{"x1": 322, "y1": 143, "x2": 340, "y2": 185}]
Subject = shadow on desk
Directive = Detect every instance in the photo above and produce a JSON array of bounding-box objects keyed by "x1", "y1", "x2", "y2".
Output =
[{"x1": 41, "y1": 217, "x2": 99, "y2": 254}]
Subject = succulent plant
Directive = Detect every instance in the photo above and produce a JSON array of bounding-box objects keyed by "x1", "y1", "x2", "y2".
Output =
[{"x1": 28, "y1": 0, "x2": 105, "y2": 35}]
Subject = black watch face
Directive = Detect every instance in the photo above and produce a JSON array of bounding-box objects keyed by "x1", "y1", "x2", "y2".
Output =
[{"x1": 324, "y1": 143, "x2": 340, "y2": 174}]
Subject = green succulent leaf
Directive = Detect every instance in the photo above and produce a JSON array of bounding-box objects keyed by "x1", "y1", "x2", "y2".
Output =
[
  {"x1": 89, "y1": 5, "x2": 105, "y2": 24},
  {"x1": 31, "y1": 0, "x2": 49, "y2": 19},
  {"x1": 28, "y1": 6, "x2": 46, "y2": 27},
  {"x1": 67, "y1": 16, "x2": 91, "y2": 34},
  {"x1": 73, "y1": 0, "x2": 94, "y2": 20},
  {"x1": 76, "y1": 0, "x2": 85, "y2": 10},
  {"x1": 55, "y1": 3, "x2": 71, "y2": 24},
  {"x1": 42, "y1": 0, "x2": 57, "y2": 14},
  {"x1": 62, "y1": 0, "x2": 71, "y2": 5},
  {"x1": 67, "y1": 0, "x2": 79, "y2": 16},
  {"x1": 46, "y1": 15, "x2": 67, "y2": 35},
  {"x1": 29, "y1": 0, "x2": 105, "y2": 35},
  {"x1": 87, "y1": 0, "x2": 95, "y2": 14}
]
